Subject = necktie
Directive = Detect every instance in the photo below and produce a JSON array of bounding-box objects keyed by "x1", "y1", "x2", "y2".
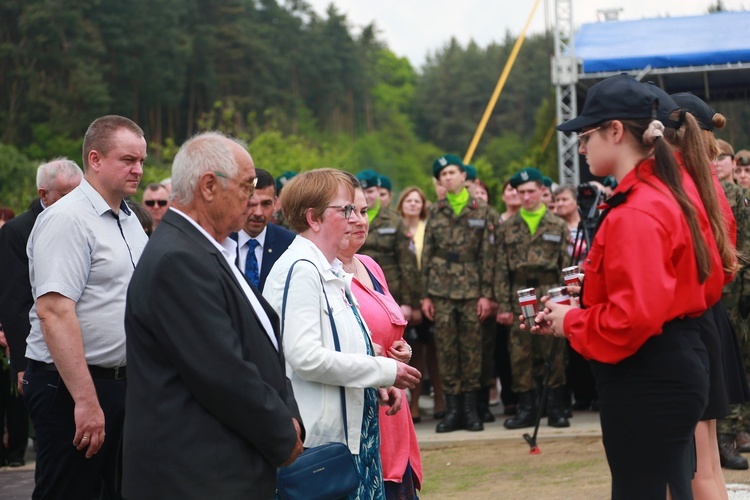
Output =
[{"x1": 245, "y1": 239, "x2": 260, "y2": 288}]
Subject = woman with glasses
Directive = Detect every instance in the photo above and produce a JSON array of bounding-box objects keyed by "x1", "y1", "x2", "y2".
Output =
[
  {"x1": 338, "y1": 180, "x2": 423, "y2": 499},
  {"x1": 263, "y1": 168, "x2": 421, "y2": 499},
  {"x1": 537, "y1": 74, "x2": 725, "y2": 498}
]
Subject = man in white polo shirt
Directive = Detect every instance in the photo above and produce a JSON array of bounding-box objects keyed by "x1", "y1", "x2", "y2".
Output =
[{"x1": 24, "y1": 115, "x2": 148, "y2": 499}]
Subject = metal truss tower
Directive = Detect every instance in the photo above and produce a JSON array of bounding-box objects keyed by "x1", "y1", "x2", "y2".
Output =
[{"x1": 551, "y1": 0, "x2": 579, "y2": 185}]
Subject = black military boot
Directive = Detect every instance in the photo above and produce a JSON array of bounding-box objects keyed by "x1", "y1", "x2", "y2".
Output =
[
  {"x1": 719, "y1": 434, "x2": 749, "y2": 470},
  {"x1": 463, "y1": 391, "x2": 484, "y2": 431},
  {"x1": 547, "y1": 388, "x2": 570, "y2": 428},
  {"x1": 503, "y1": 391, "x2": 537, "y2": 429},
  {"x1": 436, "y1": 394, "x2": 463, "y2": 433},
  {"x1": 477, "y1": 386, "x2": 496, "y2": 423}
]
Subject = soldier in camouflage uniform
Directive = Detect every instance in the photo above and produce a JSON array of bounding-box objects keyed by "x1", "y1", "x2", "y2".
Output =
[
  {"x1": 421, "y1": 155, "x2": 496, "y2": 433},
  {"x1": 356, "y1": 169, "x2": 421, "y2": 316},
  {"x1": 495, "y1": 167, "x2": 570, "y2": 429},
  {"x1": 713, "y1": 139, "x2": 750, "y2": 469}
]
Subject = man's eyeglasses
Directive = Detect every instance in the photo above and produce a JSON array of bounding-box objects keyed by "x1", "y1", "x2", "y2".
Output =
[
  {"x1": 577, "y1": 127, "x2": 601, "y2": 146},
  {"x1": 327, "y1": 204, "x2": 356, "y2": 219},
  {"x1": 144, "y1": 200, "x2": 168, "y2": 208},
  {"x1": 214, "y1": 172, "x2": 258, "y2": 198}
]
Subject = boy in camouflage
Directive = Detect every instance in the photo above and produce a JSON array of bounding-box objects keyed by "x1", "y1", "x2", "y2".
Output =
[
  {"x1": 421, "y1": 155, "x2": 496, "y2": 433},
  {"x1": 495, "y1": 167, "x2": 570, "y2": 429}
]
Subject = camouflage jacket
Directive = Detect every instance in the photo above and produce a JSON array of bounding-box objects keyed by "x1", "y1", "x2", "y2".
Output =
[
  {"x1": 421, "y1": 197, "x2": 496, "y2": 300},
  {"x1": 494, "y1": 210, "x2": 569, "y2": 313},
  {"x1": 720, "y1": 181, "x2": 750, "y2": 309},
  {"x1": 359, "y1": 205, "x2": 421, "y2": 307}
]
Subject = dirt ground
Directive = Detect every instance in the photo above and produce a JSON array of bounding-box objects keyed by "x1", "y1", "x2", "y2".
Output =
[{"x1": 418, "y1": 436, "x2": 750, "y2": 499}]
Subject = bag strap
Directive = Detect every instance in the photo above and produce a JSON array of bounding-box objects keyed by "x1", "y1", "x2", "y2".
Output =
[{"x1": 282, "y1": 259, "x2": 349, "y2": 445}]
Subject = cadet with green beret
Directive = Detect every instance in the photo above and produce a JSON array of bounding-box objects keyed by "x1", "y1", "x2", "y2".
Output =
[
  {"x1": 273, "y1": 170, "x2": 297, "y2": 231},
  {"x1": 379, "y1": 173, "x2": 393, "y2": 207},
  {"x1": 541, "y1": 176, "x2": 556, "y2": 209},
  {"x1": 421, "y1": 154, "x2": 497, "y2": 433},
  {"x1": 463, "y1": 164, "x2": 478, "y2": 182},
  {"x1": 356, "y1": 169, "x2": 422, "y2": 321},
  {"x1": 495, "y1": 167, "x2": 570, "y2": 429}
]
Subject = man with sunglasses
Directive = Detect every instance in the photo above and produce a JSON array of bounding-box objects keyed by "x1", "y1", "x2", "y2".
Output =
[{"x1": 142, "y1": 182, "x2": 170, "y2": 229}]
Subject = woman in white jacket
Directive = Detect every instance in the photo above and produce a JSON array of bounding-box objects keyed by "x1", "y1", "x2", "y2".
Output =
[{"x1": 263, "y1": 168, "x2": 421, "y2": 500}]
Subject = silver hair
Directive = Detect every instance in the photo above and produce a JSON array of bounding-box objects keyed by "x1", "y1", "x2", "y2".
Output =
[
  {"x1": 36, "y1": 158, "x2": 84, "y2": 190},
  {"x1": 171, "y1": 131, "x2": 244, "y2": 206}
]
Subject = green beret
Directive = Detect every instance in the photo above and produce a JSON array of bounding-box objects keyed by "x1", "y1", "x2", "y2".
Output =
[
  {"x1": 542, "y1": 176, "x2": 553, "y2": 188},
  {"x1": 464, "y1": 164, "x2": 478, "y2": 181},
  {"x1": 509, "y1": 167, "x2": 544, "y2": 188},
  {"x1": 379, "y1": 174, "x2": 392, "y2": 191},
  {"x1": 356, "y1": 169, "x2": 381, "y2": 189},
  {"x1": 432, "y1": 154, "x2": 464, "y2": 179},
  {"x1": 275, "y1": 170, "x2": 297, "y2": 193}
]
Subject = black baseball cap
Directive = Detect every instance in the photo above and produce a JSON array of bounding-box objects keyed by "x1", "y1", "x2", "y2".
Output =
[
  {"x1": 644, "y1": 82, "x2": 682, "y2": 130},
  {"x1": 557, "y1": 74, "x2": 658, "y2": 132},
  {"x1": 671, "y1": 92, "x2": 716, "y2": 131}
]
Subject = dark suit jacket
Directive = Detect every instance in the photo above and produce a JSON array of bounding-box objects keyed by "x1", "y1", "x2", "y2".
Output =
[
  {"x1": 234, "y1": 223, "x2": 296, "y2": 292},
  {"x1": 0, "y1": 199, "x2": 43, "y2": 373},
  {"x1": 123, "y1": 210, "x2": 303, "y2": 499}
]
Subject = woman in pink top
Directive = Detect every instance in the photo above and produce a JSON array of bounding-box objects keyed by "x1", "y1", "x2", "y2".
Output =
[{"x1": 338, "y1": 182, "x2": 423, "y2": 498}]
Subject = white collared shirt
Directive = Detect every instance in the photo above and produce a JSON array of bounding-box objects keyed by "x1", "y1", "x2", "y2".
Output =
[{"x1": 170, "y1": 208, "x2": 277, "y2": 351}]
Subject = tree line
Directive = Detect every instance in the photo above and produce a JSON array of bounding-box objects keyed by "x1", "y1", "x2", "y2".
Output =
[{"x1": 15, "y1": 0, "x2": 744, "y2": 214}]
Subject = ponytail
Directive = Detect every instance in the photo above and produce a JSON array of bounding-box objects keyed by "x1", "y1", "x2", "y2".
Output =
[
  {"x1": 626, "y1": 119, "x2": 713, "y2": 282},
  {"x1": 665, "y1": 111, "x2": 739, "y2": 276}
]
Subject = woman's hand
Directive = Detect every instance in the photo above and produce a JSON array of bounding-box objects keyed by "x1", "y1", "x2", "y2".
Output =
[
  {"x1": 387, "y1": 340, "x2": 411, "y2": 363},
  {"x1": 377, "y1": 387, "x2": 403, "y2": 415},
  {"x1": 517, "y1": 296, "x2": 576, "y2": 338}
]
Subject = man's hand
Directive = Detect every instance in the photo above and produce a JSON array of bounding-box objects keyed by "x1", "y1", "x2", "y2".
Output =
[
  {"x1": 409, "y1": 308, "x2": 423, "y2": 326},
  {"x1": 73, "y1": 399, "x2": 106, "y2": 458},
  {"x1": 16, "y1": 370, "x2": 24, "y2": 395},
  {"x1": 280, "y1": 418, "x2": 304, "y2": 467},
  {"x1": 421, "y1": 298, "x2": 434, "y2": 321},
  {"x1": 399, "y1": 304, "x2": 413, "y2": 323},
  {"x1": 496, "y1": 312, "x2": 514, "y2": 326},
  {"x1": 392, "y1": 361, "x2": 421, "y2": 390},
  {"x1": 477, "y1": 297, "x2": 493, "y2": 321}
]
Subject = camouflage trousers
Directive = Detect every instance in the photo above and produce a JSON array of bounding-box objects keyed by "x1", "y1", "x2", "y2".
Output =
[
  {"x1": 431, "y1": 297, "x2": 482, "y2": 395},
  {"x1": 480, "y1": 318, "x2": 497, "y2": 387},
  {"x1": 509, "y1": 324, "x2": 566, "y2": 393}
]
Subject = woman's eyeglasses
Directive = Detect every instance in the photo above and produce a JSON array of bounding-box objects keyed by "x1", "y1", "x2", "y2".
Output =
[
  {"x1": 327, "y1": 204, "x2": 356, "y2": 219},
  {"x1": 144, "y1": 200, "x2": 168, "y2": 207},
  {"x1": 577, "y1": 127, "x2": 601, "y2": 146}
]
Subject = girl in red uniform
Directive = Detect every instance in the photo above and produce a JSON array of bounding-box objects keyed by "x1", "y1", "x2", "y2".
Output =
[{"x1": 542, "y1": 74, "x2": 725, "y2": 499}]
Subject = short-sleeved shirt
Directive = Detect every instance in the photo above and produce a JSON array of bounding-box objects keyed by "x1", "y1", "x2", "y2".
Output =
[{"x1": 25, "y1": 178, "x2": 148, "y2": 368}]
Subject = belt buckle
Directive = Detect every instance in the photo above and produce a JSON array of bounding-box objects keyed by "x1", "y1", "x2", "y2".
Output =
[{"x1": 114, "y1": 366, "x2": 124, "y2": 380}]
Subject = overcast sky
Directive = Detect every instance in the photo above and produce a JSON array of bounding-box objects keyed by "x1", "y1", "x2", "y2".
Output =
[{"x1": 305, "y1": 0, "x2": 749, "y2": 69}]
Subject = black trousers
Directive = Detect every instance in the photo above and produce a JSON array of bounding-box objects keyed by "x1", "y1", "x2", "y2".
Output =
[
  {"x1": 590, "y1": 316, "x2": 709, "y2": 500},
  {"x1": 0, "y1": 367, "x2": 28, "y2": 464},
  {"x1": 23, "y1": 363, "x2": 126, "y2": 500}
]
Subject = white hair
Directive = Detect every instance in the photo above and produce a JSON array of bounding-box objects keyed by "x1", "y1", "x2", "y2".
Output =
[
  {"x1": 36, "y1": 158, "x2": 84, "y2": 190},
  {"x1": 171, "y1": 132, "x2": 243, "y2": 206}
]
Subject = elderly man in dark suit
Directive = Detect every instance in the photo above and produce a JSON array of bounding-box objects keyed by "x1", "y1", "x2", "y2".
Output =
[
  {"x1": 235, "y1": 167, "x2": 296, "y2": 292},
  {"x1": 123, "y1": 132, "x2": 304, "y2": 499},
  {"x1": 0, "y1": 158, "x2": 82, "y2": 468}
]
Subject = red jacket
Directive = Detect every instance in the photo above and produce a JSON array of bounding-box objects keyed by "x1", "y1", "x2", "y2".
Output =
[{"x1": 564, "y1": 158, "x2": 725, "y2": 364}]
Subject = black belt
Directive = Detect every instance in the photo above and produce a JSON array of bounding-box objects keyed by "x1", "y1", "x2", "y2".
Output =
[
  {"x1": 434, "y1": 250, "x2": 478, "y2": 263},
  {"x1": 28, "y1": 359, "x2": 126, "y2": 380}
]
